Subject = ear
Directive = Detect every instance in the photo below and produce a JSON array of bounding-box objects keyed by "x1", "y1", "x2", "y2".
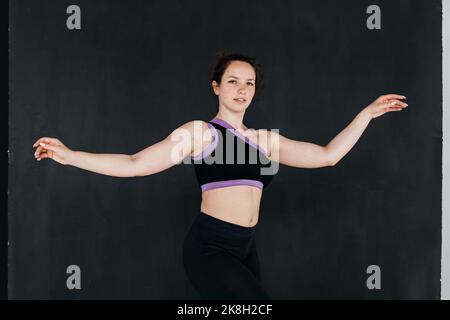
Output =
[{"x1": 212, "y1": 80, "x2": 220, "y2": 95}]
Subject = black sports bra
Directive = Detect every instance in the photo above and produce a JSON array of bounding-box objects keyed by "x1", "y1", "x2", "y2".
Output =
[{"x1": 191, "y1": 117, "x2": 275, "y2": 192}]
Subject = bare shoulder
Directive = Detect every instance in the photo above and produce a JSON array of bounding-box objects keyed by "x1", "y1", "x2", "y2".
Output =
[
  {"x1": 176, "y1": 119, "x2": 209, "y2": 131},
  {"x1": 176, "y1": 120, "x2": 214, "y2": 157},
  {"x1": 173, "y1": 120, "x2": 211, "y2": 138}
]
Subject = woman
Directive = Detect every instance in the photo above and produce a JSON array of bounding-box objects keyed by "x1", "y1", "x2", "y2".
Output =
[{"x1": 32, "y1": 50, "x2": 408, "y2": 299}]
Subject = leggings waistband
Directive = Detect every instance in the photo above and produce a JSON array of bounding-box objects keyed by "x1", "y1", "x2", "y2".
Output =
[{"x1": 195, "y1": 211, "x2": 256, "y2": 237}]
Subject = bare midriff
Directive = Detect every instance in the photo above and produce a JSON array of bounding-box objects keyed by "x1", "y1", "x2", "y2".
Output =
[{"x1": 200, "y1": 185, "x2": 263, "y2": 227}]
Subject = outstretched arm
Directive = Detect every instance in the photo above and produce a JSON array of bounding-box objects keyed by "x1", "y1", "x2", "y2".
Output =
[
  {"x1": 33, "y1": 120, "x2": 211, "y2": 177},
  {"x1": 267, "y1": 94, "x2": 407, "y2": 168}
]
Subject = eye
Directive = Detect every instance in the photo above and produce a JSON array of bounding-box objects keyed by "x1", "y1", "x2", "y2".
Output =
[
  {"x1": 248, "y1": 82, "x2": 255, "y2": 86},
  {"x1": 228, "y1": 80, "x2": 237, "y2": 84}
]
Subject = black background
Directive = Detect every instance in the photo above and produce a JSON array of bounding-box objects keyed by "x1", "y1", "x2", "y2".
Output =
[
  {"x1": 8, "y1": 0, "x2": 442, "y2": 299},
  {"x1": 2, "y1": 0, "x2": 9, "y2": 301}
]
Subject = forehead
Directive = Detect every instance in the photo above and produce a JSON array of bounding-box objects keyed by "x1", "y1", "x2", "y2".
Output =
[{"x1": 223, "y1": 61, "x2": 256, "y2": 79}]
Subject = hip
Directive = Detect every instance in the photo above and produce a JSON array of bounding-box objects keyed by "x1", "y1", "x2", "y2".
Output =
[{"x1": 183, "y1": 211, "x2": 257, "y2": 261}]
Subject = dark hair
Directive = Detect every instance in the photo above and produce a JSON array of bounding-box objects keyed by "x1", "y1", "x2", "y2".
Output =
[{"x1": 210, "y1": 49, "x2": 264, "y2": 97}]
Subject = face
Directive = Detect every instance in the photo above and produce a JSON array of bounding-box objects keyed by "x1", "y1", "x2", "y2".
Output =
[{"x1": 212, "y1": 60, "x2": 256, "y2": 112}]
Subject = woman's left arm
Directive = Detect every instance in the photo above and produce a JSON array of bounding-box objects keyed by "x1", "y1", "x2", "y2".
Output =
[{"x1": 267, "y1": 93, "x2": 407, "y2": 168}]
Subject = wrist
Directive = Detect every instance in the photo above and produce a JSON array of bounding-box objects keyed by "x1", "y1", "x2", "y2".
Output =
[
  {"x1": 66, "y1": 150, "x2": 77, "y2": 166},
  {"x1": 361, "y1": 107, "x2": 373, "y2": 121}
]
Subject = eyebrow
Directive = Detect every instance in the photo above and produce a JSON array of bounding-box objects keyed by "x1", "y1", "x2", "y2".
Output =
[{"x1": 227, "y1": 76, "x2": 255, "y2": 81}]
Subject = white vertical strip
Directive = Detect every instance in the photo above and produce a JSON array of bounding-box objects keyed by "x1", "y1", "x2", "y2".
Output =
[{"x1": 442, "y1": 0, "x2": 449, "y2": 300}]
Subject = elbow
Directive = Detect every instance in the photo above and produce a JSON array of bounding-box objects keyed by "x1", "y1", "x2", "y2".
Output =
[
  {"x1": 324, "y1": 146, "x2": 338, "y2": 167},
  {"x1": 327, "y1": 156, "x2": 337, "y2": 167},
  {"x1": 324, "y1": 149, "x2": 336, "y2": 167},
  {"x1": 129, "y1": 155, "x2": 142, "y2": 177}
]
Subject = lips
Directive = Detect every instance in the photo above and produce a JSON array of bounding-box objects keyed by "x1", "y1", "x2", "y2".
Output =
[{"x1": 234, "y1": 98, "x2": 246, "y2": 102}]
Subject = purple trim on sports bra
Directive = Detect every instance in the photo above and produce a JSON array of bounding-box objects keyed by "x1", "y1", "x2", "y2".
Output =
[
  {"x1": 191, "y1": 123, "x2": 219, "y2": 160},
  {"x1": 201, "y1": 179, "x2": 264, "y2": 192},
  {"x1": 209, "y1": 118, "x2": 268, "y2": 157}
]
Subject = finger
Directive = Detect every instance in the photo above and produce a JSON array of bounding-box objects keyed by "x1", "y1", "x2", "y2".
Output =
[
  {"x1": 36, "y1": 149, "x2": 47, "y2": 160},
  {"x1": 34, "y1": 146, "x2": 43, "y2": 158},
  {"x1": 36, "y1": 148, "x2": 49, "y2": 158},
  {"x1": 39, "y1": 142, "x2": 58, "y2": 151},
  {"x1": 388, "y1": 99, "x2": 408, "y2": 107},
  {"x1": 383, "y1": 101, "x2": 399, "y2": 108},
  {"x1": 377, "y1": 94, "x2": 406, "y2": 103},
  {"x1": 386, "y1": 107, "x2": 403, "y2": 112},
  {"x1": 382, "y1": 94, "x2": 406, "y2": 100},
  {"x1": 33, "y1": 140, "x2": 40, "y2": 148},
  {"x1": 37, "y1": 152, "x2": 48, "y2": 161},
  {"x1": 33, "y1": 138, "x2": 49, "y2": 147},
  {"x1": 33, "y1": 137, "x2": 59, "y2": 148}
]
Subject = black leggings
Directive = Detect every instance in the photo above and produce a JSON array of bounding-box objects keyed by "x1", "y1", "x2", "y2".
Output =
[{"x1": 183, "y1": 211, "x2": 269, "y2": 300}]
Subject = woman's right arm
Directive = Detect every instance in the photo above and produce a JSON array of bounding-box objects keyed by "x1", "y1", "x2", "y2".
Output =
[{"x1": 33, "y1": 120, "x2": 211, "y2": 178}]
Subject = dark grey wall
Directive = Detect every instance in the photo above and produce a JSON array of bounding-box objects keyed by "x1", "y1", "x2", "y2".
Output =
[
  {"x1": 2, "y1": 0, "x2": 9, "y2": 301},
  {"x1": 9, "y1": 0, "x2": 441, "y2": 299}
]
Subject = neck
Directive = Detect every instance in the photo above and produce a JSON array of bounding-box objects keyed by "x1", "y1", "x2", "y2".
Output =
[{"x1": 214, "y1": 105, "x2": 246, "y2": 130}]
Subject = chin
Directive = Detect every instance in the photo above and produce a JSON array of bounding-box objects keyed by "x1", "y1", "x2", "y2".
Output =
[
  {"x1": 229, "y1": 101, "x2": 251, "y2": 112},
  {"x1": 230, "y1": 105, "x2": 249, "y2": 113}
]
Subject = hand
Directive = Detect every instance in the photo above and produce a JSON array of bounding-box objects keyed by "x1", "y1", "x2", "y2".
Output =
[
  {"x1": 364, "y1": 94, "x2": 408, "y2": 119},
  {"x1": 32, "y1": 137, "x2": 74, "y2": 165}
]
